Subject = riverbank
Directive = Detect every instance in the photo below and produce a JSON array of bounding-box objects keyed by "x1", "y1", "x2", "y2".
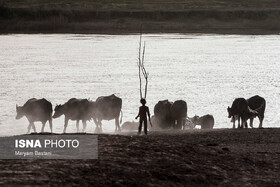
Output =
[
  {"x1": 0, "y1": 0, "x2": 280, "y2": 34},
  {"x1": 0, "y1": 128, "x2": 279, "y2": 186}
]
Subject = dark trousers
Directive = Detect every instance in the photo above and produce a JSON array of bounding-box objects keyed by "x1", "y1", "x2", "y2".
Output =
[{"x1": 138, "y1": 119, "x2": 147, "y2": 135}]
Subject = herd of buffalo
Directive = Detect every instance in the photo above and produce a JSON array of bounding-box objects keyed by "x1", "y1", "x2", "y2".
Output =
[{"x1": 15, "y1": 94, "x2": 266, "y2": 133}]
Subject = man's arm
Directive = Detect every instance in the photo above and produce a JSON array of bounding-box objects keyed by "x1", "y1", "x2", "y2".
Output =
[
  {"x1": 135, "y1": 107, "x2": 140, "y2": 119},
  {"x1": 147, "y1": 107, "x2": 151, "y2": 120},
  {"x1": 147, "y1": 107, "x2": 152, "y2": 127}
]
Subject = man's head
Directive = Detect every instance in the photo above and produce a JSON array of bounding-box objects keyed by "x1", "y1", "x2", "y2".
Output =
[{"x1": 140, "y1": 98, "x2": 146, "y2": 105}]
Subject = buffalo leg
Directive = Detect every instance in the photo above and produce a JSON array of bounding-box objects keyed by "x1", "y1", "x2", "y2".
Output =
[
  {"x1": 178, "y1": 118, "x2": 184, "y2": 130},
  {"x1": 175, "y1": 119, "x2": 179, "y2": 129},
  {"x1": 49, "y1": 118, "x2": 53, "y2": 133},
  {"x1": 63, "y1": 118, "x2": 69, "y2": 133},
  {"x1": 41, "y1": 121, "x2": 46, "y2": 133},
  {"x1": 31, "y1": 122, "x2": 36, "y2": 133},
  {"x1": 28, "y1": 122, "x2": 36, "y2": 133},
  {"x1": 94, "y1": 119, "x2": 102, "y2": 133},
  {"x1": 241, "y1": 116, "x2": 246, "y2": 128},
  {"x1": 98, "y1": 120, "x2": 102, "y2": 130},
  {"x1": 115, "y1": 117, "x2": 121, "y2": 132},
  {"x1": 96, "y1": 119, "x2": 102, "y2": 131},
  {"x1": 82, "y1": 120, "x2": 87, "y2": 132},
  {"x1": 76, "y1": 120, "x2": 80, "y2": 132},
  {"x1": 241, "y1": 118, "x2": 244, "y2": 128},
  {"x1": 99, "y1": 120, "x2": 103, "y2": 131},
  {"x1": 93, "y1": 118, "x2": 102, "y2": 132},
  {"x1": 259, "y1": 115, "x2": 264, "y2": 128},
  {"x1": 249, "y1": 118, "x2": 254, "y2": 128},
  {"x1": 27, "y1": 123, "x2": 32, "y2": 134},
  {"x1": 182, "y1": 118, "x2": 186, "y2": 130},
  {"x1": 242, "y1": 116, "x2": 248, "y2": 128},
  {"x1": 93, "y1": 118, "x2": 99, "y2": 128},
  {"x1": 231, "y1": 116, "x2": 236, "y2": 128},
  {"x1": 174, "y1": 120, "x2": 177, "y2": 129},
  {"x1": 237, "y1": 117, "x2": 241, "y2": 128}
]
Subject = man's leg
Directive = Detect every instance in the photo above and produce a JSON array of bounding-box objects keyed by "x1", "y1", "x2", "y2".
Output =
[
  {"x1": 144, "y1": 119, "x2": 148, "y2": 135},
  {"x1": 138, "y1": 120, "x2": 143, "y2": 135}
]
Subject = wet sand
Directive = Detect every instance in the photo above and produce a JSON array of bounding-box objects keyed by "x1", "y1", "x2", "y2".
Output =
[{"x1": 0, "y1": 128, "x2": 279, "y2": 186}]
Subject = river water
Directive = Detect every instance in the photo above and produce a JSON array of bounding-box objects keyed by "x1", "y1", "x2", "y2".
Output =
[{"x1": 0, "y1": 34, "x2": 279, "y2": 135}]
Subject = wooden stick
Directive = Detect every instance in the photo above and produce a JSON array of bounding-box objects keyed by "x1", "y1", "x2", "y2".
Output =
[{"x1": 138, "y1": 33, "x2": 143, "y2": 99}]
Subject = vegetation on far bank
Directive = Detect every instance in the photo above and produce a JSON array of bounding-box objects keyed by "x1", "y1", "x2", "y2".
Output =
[
  {"x1": 0, "y1": 0, "x2": 280, "y2": 34},
  {"x1": 2, "y1": 0, "x2": 280, "y2": 11}
]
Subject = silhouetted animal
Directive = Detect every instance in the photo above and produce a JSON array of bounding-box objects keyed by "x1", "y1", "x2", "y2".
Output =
[
  {"x1": 247, "y1": 95, "x2": 266, "y2": 128},
  {"x1": 53, "y1": 98, "x2": 91, "y2": 133},
  {"x1": 227, "y1": 98, "x2": 258, "y2": 128},
  {"x1": 170, "y1": 100, "x2": 187, "y2": 129},
  {"x1": 121, "y1": 121, "x2": 139, "y2": 131},
  {"x1": 230, "y1": 95, "x2": 266, "y2": 128},
  {"x1": 154, "y1": 100, "x2": 173, "y2": 129},
  {"x1": 16, "y1": 98, "x2": 53, "y2": 133},
  {"x1": 183, "y1": 117, "x2": 195, "y2": 129},
  {"x1": 189, "y1": 114, "x2": 215, "y2": 129},
  {"x1": 89, "y1": 94, "x2": 122, "y2": 132},
  {"x1": 154, "y1": 99, "x2": 187, "y2": 129}
]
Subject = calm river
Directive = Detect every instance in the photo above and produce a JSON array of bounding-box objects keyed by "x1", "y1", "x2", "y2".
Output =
[{"x1": 0, "y1": 34, "x2": 279, "y2": 135}]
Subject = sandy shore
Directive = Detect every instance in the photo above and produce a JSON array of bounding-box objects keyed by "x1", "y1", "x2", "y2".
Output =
[{"x1": 0, "y1": 128, "x2": 279, "y2": 186}]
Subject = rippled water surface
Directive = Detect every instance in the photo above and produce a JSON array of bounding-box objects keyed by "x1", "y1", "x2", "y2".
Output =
[{"x1": 0, "y1": 34, "x2": 279, "y2": 135}]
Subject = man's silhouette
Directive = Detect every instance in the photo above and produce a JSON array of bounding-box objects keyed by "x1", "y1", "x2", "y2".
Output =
[{"x1": 135, "y1": 98, "x2": 152, "y2": 135}]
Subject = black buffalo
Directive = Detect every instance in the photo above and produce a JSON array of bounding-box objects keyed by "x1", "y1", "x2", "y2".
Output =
[
  {"x1": 170, "y1": 100, "x2": 187, "y2": 129},
  {"x1": 154, "y1": 100, "x2": 173, "y2": 129},
  {"x1": 247, "y1": 95, "x2": 266, "y2": 128},
  {"x1": 154, "y1": 99, "x2": 187, "y2": 129},
  {"x1": 53, "y1": 98, "x2": 91, "y2": 133},
  {"x1": 89, "y1": 94, "x2": 122, "y2": 132},
  {"x1": 227, "y1": 98, "x2": 258, "y2": 128},
  {"x1": 188, "y1": 114, "x2": 215, "y2": 129},
  {"x1": 121, "y1": 121, "x2": 139, "y2": 131},
  {"x1": 16, "y1": 98, "x2": 53, "y2": 133},
  {"x1": 230, "y1": 95, "x2": 266, "y2": 128}
]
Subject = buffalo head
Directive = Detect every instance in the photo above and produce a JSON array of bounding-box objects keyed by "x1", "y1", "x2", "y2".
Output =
[
  {"x1": 15, "y1": 104, "x2": 24, "y2": 120},
  {"x1": 53, "y1": 104, "x2": 63, "y2": 118},
  {"x1": 227, "y1": 106, "x2": 232, "y2": 118},
  {"x1": 191, "y1": 115, "x2": 200, "y2": 124}
]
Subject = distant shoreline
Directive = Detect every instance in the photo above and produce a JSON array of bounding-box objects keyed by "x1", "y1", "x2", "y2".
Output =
[
  {"x1": 0, "y1": 20, "x2": 279, "y2": 35},
  {"x1": 1, "y1": 6, "x2": 279, "y2": 35},
  {"x1": 0, "y1": 28, "x2": 279, "y2": 35}
]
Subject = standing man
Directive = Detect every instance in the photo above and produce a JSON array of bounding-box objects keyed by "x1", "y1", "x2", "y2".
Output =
[{"x1": 135, "y1": 98, "x2": 152, "y2": 135}]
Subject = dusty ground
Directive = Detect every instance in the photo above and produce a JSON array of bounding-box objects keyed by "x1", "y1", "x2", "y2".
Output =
[{"x1": 0, "y1": 128, "x2": 279, "y2": 186}]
